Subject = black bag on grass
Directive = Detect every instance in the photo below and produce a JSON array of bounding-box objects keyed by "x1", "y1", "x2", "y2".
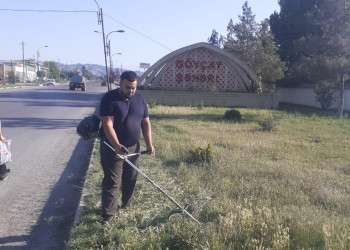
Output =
[{"x1": 76, "y1": 115, "x2": 100, "y2": 140}]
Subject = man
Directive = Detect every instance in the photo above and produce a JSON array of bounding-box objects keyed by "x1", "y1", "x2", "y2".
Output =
[{"x1": 99, "y1": 70, "x2": 155, "y2": 223}]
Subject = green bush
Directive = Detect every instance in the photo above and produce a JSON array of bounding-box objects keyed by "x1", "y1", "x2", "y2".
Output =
[
  {"x1": 224, "y1": 109, "x2": 242, "y2": 121},
  {"x1": 188, "y1": 143, "x2": 213, "y2": 163},
  {"x1": 148, "y1": 98, "x2": 156, "y2": 109},
  {"x1": 257, "y1": 114, "x2": 280, "y2": 131},
  {"x1": 314, "y1": 81, "x2": 336, "y2": 110},
  {"x1": 7, "y1": 71, "x2": 17, "y2": 84}
]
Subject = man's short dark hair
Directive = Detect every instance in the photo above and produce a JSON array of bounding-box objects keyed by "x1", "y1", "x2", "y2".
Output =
[{"x1": 120, "y1": 71, "x2": 137, "y2": 83}]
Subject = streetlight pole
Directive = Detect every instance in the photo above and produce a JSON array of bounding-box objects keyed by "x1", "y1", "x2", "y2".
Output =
[
  {"x1": 106, "y1": 30, "x2": 125, "y2": 90},
  {"x1": 22, "y1": 41, "x2": 25, "y2": 85},
  {"x1": 110, "y1": 52, "x2": 122, "y2": 86},
  {"x1": 93, "y1": 0, "x2": 110, "y2": 91},
  {"x1": 36, "y1": 45, "x2": 48, "y2": 84},
  {"x1": 95, "y1": 30, "x2": 125, "y2": 90},
  {"x1": 100, "y1": 8, "x2": 109, "y2": 90}
]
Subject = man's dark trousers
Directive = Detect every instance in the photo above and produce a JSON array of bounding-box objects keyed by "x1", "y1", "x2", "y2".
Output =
[{"x1": 100, "y1": 141, "x2": 140, "y2": 220}]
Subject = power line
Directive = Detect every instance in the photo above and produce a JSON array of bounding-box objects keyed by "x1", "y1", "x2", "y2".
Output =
[
  {"x1": 103, "y1": 13, "x2": 173, "y2": 52},
  {"x1": 0, "y1": 8, "x2": 95, "y2": 13},
  {"x1": 0, "y1": 8, "x2": 173, "y2": 52}
]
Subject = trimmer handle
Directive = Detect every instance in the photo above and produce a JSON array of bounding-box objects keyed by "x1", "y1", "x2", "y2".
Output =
[
  {"x1": 121, "y1": 147, "x2": 129, "y2": 154},
  {"x1": 122, "y1": 147, "x2": 149, "y2": 155}
]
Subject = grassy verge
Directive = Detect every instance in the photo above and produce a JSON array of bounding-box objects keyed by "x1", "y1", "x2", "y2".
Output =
[{"x1": 68, "y1": 105, "x2": 350, "y2": 249}]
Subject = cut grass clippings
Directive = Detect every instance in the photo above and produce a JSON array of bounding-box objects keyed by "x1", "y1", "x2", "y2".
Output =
[{"x1": 68, "y1": 105, "x2": 350, "y2": 249}]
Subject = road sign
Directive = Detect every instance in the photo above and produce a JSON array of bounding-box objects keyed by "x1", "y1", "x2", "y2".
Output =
[{"x1": 140, "y1": 62, "x2": 150, "y2": 69}]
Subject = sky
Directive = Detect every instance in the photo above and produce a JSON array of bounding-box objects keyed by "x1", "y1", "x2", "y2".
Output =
[{"x1": 0, "y1": 0, "x2": 280, "y2": 72}]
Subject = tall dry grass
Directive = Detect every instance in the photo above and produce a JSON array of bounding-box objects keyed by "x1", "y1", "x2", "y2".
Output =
[{"x1": 68, "y1": 105, "x2": 350, "y2": 249}]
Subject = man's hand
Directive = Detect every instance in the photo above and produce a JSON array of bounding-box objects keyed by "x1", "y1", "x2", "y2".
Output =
[
  {"x1": 147, "y1": 145, "x2": 155, "y2": 156},
  {"x1": 114, "y1": 144, "x2": 127, "y2": 155}
]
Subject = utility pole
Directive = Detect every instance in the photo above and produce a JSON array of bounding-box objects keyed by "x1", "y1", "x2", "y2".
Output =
[
  {"x1": 36, "y1": 46, "x2": 48, "y2": 85},
  {"x1": 22, "y1": 41, "x2": 25, "y2": 84},
  {"x1": 93, "y1": 0, "x2": 109, "y2": 91},
  {"x1": 109, "y1": 41, "x2": 113, "y2": 85},
  {"x1": 100, "y1": 8, "x2": 109, "y2": 91},
  {"x1": 93, "y1": 0, "x2": 124, "y2": 91},
  {"x1": 11, "y1": 59, "x2": 14, "y2": 84},
  {"x1": 105, "y1": 31, "x2": 124, "y2": 89}
]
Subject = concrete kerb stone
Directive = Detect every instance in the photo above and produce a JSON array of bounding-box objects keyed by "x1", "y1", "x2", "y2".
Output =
[
  {"x1": 0, "y1": 84, "x2": 42, "y2": 89},
  {"x1": 0, "y1": 86, "x2": 23, "y2": 89},
  {"x1": 73, "y1": 138, "x2": 98, "y2": 225},
  {"x1": 0, "y1": 82, "x2": 68, "y2": 89}
]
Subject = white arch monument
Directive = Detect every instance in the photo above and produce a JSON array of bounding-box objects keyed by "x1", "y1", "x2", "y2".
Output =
[{"x1": 138, "y1": 42, "x2": 259, "y2": 92}]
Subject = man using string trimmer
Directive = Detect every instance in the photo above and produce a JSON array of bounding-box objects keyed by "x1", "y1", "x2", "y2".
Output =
[{"x1": 99, "y1": 71, "x2": 155, "y2": 224}]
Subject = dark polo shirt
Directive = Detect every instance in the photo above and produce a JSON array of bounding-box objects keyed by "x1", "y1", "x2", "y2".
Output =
[{"x1": 99, "y1": 89, "x2": 148, "y2": 147}]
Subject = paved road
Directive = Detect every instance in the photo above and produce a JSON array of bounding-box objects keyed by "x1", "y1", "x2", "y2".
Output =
[{"x1": 0, "y1": 82, "x2": 107, "y2": 249}]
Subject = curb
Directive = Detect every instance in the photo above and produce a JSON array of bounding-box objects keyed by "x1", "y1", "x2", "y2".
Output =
[
  {"x1": 73, "y1": 138, "x2": 98, "y2": 225},
  {"x1": 0, "y1": 86, "x2": 23, "y2": 89}
]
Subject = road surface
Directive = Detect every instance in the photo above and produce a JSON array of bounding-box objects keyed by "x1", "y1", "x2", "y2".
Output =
[{"x1": 0, "y1": 82, "x2": 107, "y2": 249}]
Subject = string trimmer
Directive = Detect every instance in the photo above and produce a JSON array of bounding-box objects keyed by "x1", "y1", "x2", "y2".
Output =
[{"x1": 103, "y1": 140, "x2": 200, "y2": 224}]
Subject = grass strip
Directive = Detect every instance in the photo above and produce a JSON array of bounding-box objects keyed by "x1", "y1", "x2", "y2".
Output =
[{"x1": 68, "y1": 105, "x2": 350, "y2": 249}]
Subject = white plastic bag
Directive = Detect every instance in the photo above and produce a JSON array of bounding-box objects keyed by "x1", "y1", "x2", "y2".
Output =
[{"x1": 0, "y1": 139, "x2": 11, "y2": 165}]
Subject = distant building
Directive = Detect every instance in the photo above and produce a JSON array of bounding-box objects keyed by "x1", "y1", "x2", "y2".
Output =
[{"x1": 0, "y1": 59, "x2": 49, "y2": 83}]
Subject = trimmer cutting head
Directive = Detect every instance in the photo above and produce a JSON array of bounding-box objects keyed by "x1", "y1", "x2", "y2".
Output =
[{"x1": 168, "y1": 204, "x2": 189, "y2": 220}]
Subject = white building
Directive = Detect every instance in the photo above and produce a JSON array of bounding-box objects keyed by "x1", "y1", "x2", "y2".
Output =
[{"x1": 0, "y1": 59, "x2": 48, "y2": 83}]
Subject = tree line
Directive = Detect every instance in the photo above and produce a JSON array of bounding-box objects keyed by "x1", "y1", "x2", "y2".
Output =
[
  {"x1": 37, "y1": 62, "x2": 94, "y2": 81},
  {"x1": 208, "y1": 0, "x2": 350, "y2": 117}
]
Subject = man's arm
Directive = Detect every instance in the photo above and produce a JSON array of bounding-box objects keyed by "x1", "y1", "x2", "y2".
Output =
[
  {"x1": 100, "y1": 116, "x2": 125, "y2": 155},
  {"x1": 141, "y1": 117, "x2": 155, "y2": 156}
]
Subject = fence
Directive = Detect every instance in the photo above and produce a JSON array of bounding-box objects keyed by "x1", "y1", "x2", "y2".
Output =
[{"x1": 277, "y1": 86, "x2": 350, "y2": 111}]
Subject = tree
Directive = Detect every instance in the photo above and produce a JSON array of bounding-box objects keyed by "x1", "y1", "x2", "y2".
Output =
[
  {"x1": 7, "y1": 71, "x2": 16, "y2": 84},
  {"x1": 224, "y1": 1, "x2": 285, "y2": 91},
  {"x1": 314, "y1": 81, "x2": 336, "y2": 110},
  {"x1": 37, "y1": 70, "x2": 46, "y2": 78},
  {"x1": 270, "y1": 0, "x2": 320, "y2": 86},
  {"x1": 270, "y1": 0, "x2": 350, "y2": 117},
  {"x1": 270, "y1": 0, "x2": 319, "y2": 64},
  {"x1": 207, "y1": 29, "x2": 225, "y2": 48},
  {"x1": 82, "y1": 65, "x2": 87, "y2": 78},
  {"x1": 43, "y1": 61, "x2": 59, "y2": 80},
  {"x1": 82, "y1": 65, "x2": 93, "y2": 80},
  {"x1": 254, "y1": 19, "x2": 286, "y2": 88},
  {"x1": 60, "y1": 70, "x2": 68, "y2": 81},
  {"x1": 290, "y1": 0, "x2": 350, "y2": 117},
  {"x1": 225, "y1": 1, "x2": 258, "y2": 61}
]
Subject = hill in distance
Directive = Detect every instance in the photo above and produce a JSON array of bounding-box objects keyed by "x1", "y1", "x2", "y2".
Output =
[{"x1": 57, "y1": 63, "x2": 143, "y2": 77}]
